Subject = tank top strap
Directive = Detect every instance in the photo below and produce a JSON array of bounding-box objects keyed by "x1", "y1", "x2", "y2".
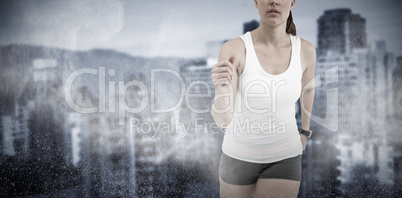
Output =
[
  {"x1": 290, "y1": 34, "x2": 302, "y2": 74},
  {"x1": 238, "y1": 31, "x2": 256, "y2": 75},
  {"x1": 239, "y1": 31, "x2": 251, "y2": 50},
  {"x1": 239, "y1": 32, "x2": 254, "y2": 59}
]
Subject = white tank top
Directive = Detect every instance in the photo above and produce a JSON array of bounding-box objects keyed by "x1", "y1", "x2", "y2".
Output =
[{"x1": 221, "y1": 31, "x2": 303, "y2": 163}]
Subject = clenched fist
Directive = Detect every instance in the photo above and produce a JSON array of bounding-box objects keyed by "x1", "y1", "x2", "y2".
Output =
[{"x1": 210, "y1": 56, "x2": 236, "y2": 89}]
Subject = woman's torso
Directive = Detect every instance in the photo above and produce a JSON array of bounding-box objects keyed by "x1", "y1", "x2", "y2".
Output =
[{"x1": 221, "y1": 31, "x2": 304, "y2": 163}]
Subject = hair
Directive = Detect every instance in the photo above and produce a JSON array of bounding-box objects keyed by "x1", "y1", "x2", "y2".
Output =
[{"x1": 286, "y1": 11, "x2": 296, "y2": 35}]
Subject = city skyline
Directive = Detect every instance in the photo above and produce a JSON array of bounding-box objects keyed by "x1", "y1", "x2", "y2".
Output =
[
  {"x1": 1, "y1": 1, "x2": 402, "y2": 197},
  {"x1": 0, "y1": 0, "x2": 401, "y2": 58}
]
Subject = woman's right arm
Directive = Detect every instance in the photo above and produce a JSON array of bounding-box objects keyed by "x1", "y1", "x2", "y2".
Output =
[{"x1": 210, "y1": 39, "x2": 241, "y2": 128}]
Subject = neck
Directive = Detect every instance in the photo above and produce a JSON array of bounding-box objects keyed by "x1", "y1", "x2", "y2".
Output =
[{"x1": 253, "y1": 21, "x2": 289, "y2": 47}]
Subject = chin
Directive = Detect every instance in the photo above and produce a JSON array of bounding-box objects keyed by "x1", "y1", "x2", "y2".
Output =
[
  {"x1": 261, "y1": 19, "x2": 280, "y2": 26},
  {"x1": 261, "y1": 17, "x2": 285, "y2": 26}
]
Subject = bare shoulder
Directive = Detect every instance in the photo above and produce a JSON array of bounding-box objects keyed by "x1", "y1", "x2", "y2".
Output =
[
  {"x1": 300, "y1": 38, "x2": 317, "y2": 72},
  {"x1": 219, "y1": 37, "x2": 245, "y2": 59},
  {"x1": 219, "y1": 37, "x2": 246, "y2": 73},
  {"x1": 300, "y1": 38, "x2": 316, "y2": 60}
]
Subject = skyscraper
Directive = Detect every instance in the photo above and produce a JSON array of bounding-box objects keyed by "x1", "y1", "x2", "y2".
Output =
[
  {"x1": 391, "y1": 56, "x2": 402, "y2": 197},
  {"x1": 243, "y1": 20, "x2": 259, "y2": 34},
  {"x1": 392, "y1": 56, "x2": 402, "y2": 118},
  {"x1": 317, "y1": 9, "x2": 367, "y2": 56},
  {"x1": 314, "y1": 8, "x2": 396, "y2": 197}
]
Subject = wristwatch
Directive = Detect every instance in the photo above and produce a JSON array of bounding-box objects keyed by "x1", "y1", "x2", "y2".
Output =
[{"x1": 299, "y1": 129, "x2": 312, "y2": 138}]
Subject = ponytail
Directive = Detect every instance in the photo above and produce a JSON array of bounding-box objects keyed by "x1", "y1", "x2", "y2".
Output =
[{"x1": 286, "y1": 11, "x2": 296, "y2": 35}]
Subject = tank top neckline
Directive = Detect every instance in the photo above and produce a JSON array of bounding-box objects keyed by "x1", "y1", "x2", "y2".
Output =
[{"x1": 247, "y1": 31, "x2": 295, "y2": 77}]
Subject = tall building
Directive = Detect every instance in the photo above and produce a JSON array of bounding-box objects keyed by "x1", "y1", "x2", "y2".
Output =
[
  {"x1": 304, "y1": 8, "x2": 398, "y2": 197},
  {"x1": 33, "y1": 59, "x2": 58, "y2": 82},
  {"x1": 29, "y1": 58, "x2": 69, "y2": 164},
  {"x1": 317, "y1": 9, "x2": 367, "y2": 56},
  {"x1": 102, "y1": 114, "x2": 136, "y2": 197},
  {"x1": 73, "y1": 84, "x2": 137, "y2": 197},
  {"x1": 123, "y1": 73, "x2": 162, "y2": 197},
  {"x1": 134, "y1": 114, "x2": 160, "y2": 197},
  {"x1": 179, "y1": 61, "x2": 221, "y2": 161},
  {"x1": 33, "y1": 59, "x2": 63, "y2": 101},
  {"x1": 1, "y1": 101, "x2": 35, "y2": 158},
  {"x1": 243, "y1": 20, "x2": 259, "y2": 34},
  {"x1": 72, "y1": 87, "x2": 106, "y2": 197},
  {"x1": 65, "y1": 112, "x2": 84, "y2": 166},
  {"x1": 392, "y1": 56, "x2": 402, "y2": 118},
  {"x1": 391, "y1": 56, "x2": 402, "y2": 197}
]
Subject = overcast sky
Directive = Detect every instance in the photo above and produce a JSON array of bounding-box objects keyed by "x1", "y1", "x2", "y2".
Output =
[{"x1": 0, "y1": 0, "x2": 401, "y2": 58}]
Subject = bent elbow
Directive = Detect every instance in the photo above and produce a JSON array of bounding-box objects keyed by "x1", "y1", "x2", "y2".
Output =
[{"x1": 211, "y1": 111, "x2": 234, "y2": 129}]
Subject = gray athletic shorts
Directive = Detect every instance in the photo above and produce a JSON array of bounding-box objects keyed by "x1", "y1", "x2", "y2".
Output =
[{"x1": 219, "y1": 152, "x2": 302, "y2": 185}]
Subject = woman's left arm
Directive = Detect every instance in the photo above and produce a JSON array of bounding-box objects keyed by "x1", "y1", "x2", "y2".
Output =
[{"x1": 299, "y1": 39, "x2": 317, "y2": 150}]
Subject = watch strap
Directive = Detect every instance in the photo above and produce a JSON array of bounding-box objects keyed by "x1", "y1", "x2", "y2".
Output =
[{"x1": 299, "y1": 129, "x2": 312, "y2": 138}]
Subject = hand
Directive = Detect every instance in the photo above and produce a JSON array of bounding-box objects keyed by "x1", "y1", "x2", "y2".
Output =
[
  {"x1": 210, "y1": 56, "x2": 236, "y2": 89},
  {"x1": 299, "y1": 133, "x2": 307, "y2": 151}
]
